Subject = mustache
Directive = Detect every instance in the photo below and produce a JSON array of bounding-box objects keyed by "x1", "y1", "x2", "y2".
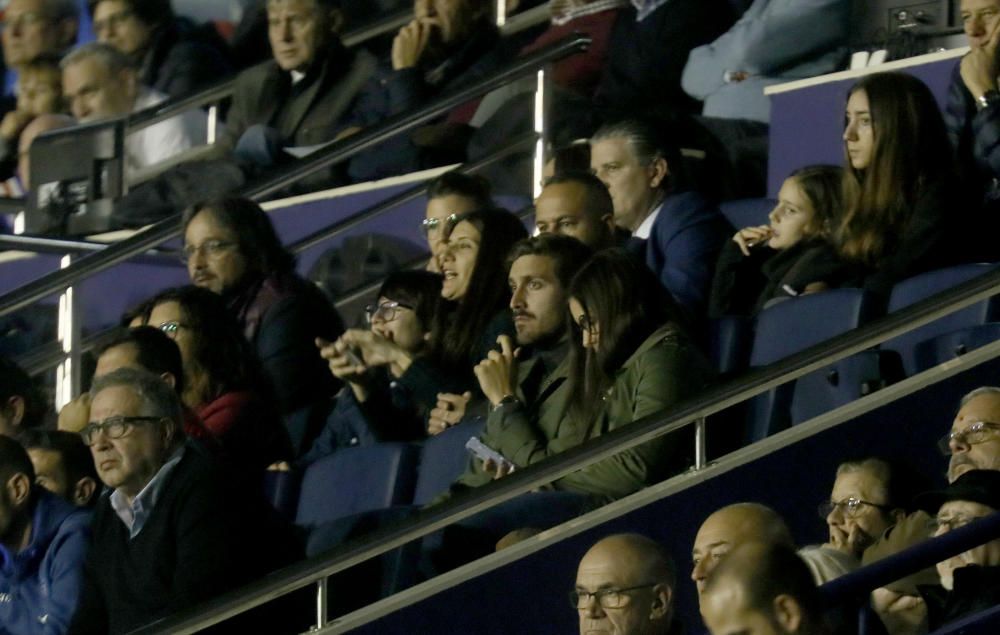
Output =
[{"x1": 513, "y1": 310, "x2": 534, "y2": 320}]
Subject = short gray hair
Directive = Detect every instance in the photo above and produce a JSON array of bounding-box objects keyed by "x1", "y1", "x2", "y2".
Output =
[
  {"x1": 959, "y1": 386, "x2": 1000, "y2": 408},
  {"x1": 89, "y1": 367, "x2": 183, "y2": 430},
  {"x1": 61, "y1": 41, "x2": 132, "y2": 75}
]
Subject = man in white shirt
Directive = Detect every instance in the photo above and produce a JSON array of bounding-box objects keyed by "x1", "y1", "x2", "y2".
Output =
[{"x1": 60, "y1": 41, "x2": 206, "y2": 176}]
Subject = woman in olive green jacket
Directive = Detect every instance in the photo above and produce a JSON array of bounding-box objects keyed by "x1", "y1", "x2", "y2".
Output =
[{"x1": 560, "y1": 248, "x2": 715, "y2": 501}]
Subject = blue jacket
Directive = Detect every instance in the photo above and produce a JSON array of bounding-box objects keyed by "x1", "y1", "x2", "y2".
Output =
[
  {"x1": 944, "y1": 62, "x2": 1000, "y2": 205},
  {"x1": 0, "y1": 489, "x2": 90, "y2": 635},
  {"x1": 644, "y1": 191, "x2": 733, "y2": 322}
]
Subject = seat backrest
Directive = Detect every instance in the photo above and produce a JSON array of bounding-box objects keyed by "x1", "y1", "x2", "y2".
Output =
[
  {"x1": 719, "y1": 198, "x2": 775, "y2": 230},
  {"x1": 913, "y1": 322, "x2": 1000, "y2": 373},
  {"x1": 750, "y1": 289, "x2": 870, "y2": 367},
  {"x1": 295, "y1": 442, "x2": 420, "y2": 528},
  {"x1": 412, "y1": 417, "x2": 487, "y2": 506},
  {"x1": 885, "y1": 263, "x2": 1000, "y2": 375}
]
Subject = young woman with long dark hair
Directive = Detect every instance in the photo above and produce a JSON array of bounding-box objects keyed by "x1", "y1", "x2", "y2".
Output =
[{"x1": 562, "y1": 249, "x2": 714, "y2": 500}]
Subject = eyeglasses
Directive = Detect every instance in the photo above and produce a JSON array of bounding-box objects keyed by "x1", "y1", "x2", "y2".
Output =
[
  {"x1": 937, "y1": 421, "x2": 1000, "y2": 455},
  {"x1": 80, "y1": 415, "x2": 165, "y2": 446},
  {"x1": 929, "y1": 513, "x2": 991, "y2": 534},
  {"x1": 180, "y1": 240, "x2": 236, "y2": 263},
  {"x1": 818, "y1": 497, "x2": 892, "y2": 519},
  {"x1": 569, "y1": 584, "x2": 657, "y2": 610},
  {"x1": 157, "y1": 321, "x2": 188, "y2": 337},
  {"x1": 93, "y1": 9, "x2": 135, "y2": 34},
  {"x1": 365, "y1": 301, "x2": 413, "y2": 324},
  {"x1": 420, "y1": 213, "x2": 459, "y2": 237}
]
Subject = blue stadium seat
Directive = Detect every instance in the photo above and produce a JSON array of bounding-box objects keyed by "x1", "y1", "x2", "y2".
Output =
[
  {"x1": 262, "y1": 469, "x2": 302, "y2": 521},
  {"x1": 790, "y1": 350, "x2": 902, "y2": 425},
  {"x1": 412, "y1": 416, "x2": 487, "y2": 506},
  {"x1": 747, "y1": 289, "x2": 873, "y2": 441},
  {"x1": 295, "y1": 442, "x2": 420, "y2": 528},
  {"x1": 719, "y1": 197, "x2": 775, "y2": 230},
  {"x1": 913, "y1": 323, "x2": 1000, "y2": 372},
  {"x1": 884, "y1": 264, "x2": 1000, "y2": 376},
  {"x1": 708, "y1": 314, "x2": 753, "y2": 375}
]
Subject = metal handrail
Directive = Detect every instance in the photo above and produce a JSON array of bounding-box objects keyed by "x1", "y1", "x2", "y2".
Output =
[
  {"x1": 129, "y1": 268, "x2": 1000, "y2": 634},
  {"x1": 0, "y1": 234, "x2": 175, "y2": 260},
  {"x1": 0, "y1": 33, "x2": 590, "y2": 320}
]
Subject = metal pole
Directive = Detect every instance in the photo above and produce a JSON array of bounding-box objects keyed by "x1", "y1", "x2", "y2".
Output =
[
  {"x1": 531, "y1": 65, "x2": 551, "y2": 199},
  {"x1": 207, "y1": 104, "x2": 218, "y2": 146},
  {"x1": 312, "y1": 577, "x2": 328, "y2": 631},
  {"x1": 55, "y1": 254, "x2": 82, "y2": 409},
  {"x1": 495, "y1": 0, "x2": 507, "y2": 27},
  {"x1": 694, "y1": 417, "x2": 707, "y2": 470}
]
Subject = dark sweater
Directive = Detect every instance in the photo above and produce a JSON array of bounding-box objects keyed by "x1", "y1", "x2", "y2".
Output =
[{"x1": 67, "y1": 443, "x2": 302, "y2": 635}]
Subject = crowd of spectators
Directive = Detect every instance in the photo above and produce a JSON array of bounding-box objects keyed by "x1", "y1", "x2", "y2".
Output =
[{"x1": 3, "y1": 0, "x2": 1000, "y2": 633}]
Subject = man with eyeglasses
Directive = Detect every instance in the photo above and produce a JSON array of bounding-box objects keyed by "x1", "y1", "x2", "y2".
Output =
[
  {"x1": 911, "y1": 469, "x2": 1000, "y2": 630},
  {"x1": 573, "y1": 533, "x2": 678, "y2": 635},
  {"x1": 0, "y1": 435, "x2": 90, "y2": 635},
  {"x1": 69, "y1": 367, "x2": 302, "y2": 634}
]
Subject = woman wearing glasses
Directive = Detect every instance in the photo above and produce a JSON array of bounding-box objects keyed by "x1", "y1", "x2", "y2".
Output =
[
  {"x1": 181, "y1": 197, "x2": 344, "y2": 455},
  {"x1": 337, "y1": 208, "x2": 528, "y2": 426},
  {"x1": 562, "y1": 249, "x2": 713, "y2": 500},
  {"x1": 141, "y1": 285, "x2": 293, "y2": 477},
  {"x1": 289, "y1": 271, "x2": 443, "y2": 469}
]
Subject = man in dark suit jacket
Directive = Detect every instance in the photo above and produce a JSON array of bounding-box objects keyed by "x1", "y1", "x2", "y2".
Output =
[{"x1": 213, "y1": 0, "x2": 377, "y2": 172}]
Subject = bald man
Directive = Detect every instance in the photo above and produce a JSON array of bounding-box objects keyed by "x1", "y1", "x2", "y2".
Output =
[
  {"x1": 573, "y1": 533, "x2": 677, "y2": 635},
  {"x1": 701, "y1": 542, "x2": 827, "y2": 635},
  {"x1": 691, "y1": 502, "x2": 856, "y2": 605}
]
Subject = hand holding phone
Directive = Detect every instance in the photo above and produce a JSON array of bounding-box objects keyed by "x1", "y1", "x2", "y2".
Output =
[{"x1": 466, "y1": 436, "x2": 514, "y2": 472}]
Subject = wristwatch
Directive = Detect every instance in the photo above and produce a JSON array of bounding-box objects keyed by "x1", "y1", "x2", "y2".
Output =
[
  {"x1": 977, "y1": 89, "x2": 1000, "y2": 111},
  {"x1": 491, "y1": 394, "x2": 521, "y2": 413}
]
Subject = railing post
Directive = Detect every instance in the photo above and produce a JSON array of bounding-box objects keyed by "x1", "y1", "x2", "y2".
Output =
[
  {"x1": 207, "y1": 104, "x2": 219, "y2": 146},
  {"x1": 532, "y1": 64, "x2": 552, "y2": 198},
  {"x1": 311, "y1": 577, "x2": 328, "y2": 631},
  {"x1": 694, "y1": 417, "x2": 707, "y2": 470},
  {"x1": 55, "y1": 254, "x2": 82, "y2": 409},
  {"x1": 495, "y1": 0, "x2": 507, "y2": 27}
]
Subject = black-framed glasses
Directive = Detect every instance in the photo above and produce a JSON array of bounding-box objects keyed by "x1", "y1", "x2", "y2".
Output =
[
  {"x1": 937, "y1": 421, "x2": 1000, "y2": 455},
  {"x1": 419, "y1": 213, "x2": 460, "y2": 237},
  {"x1": 80, "y1": 416, "x2": 165, "y2": 446},
  {"x1": 569, "y1": 584, "x2": 658, "y2": 610},
  {"x1": 818, "y1": 497, "x2": 892, "y2": 519},
  {"x1": 180, "y1": 240, "x2": 236, "y2": 263},
  {"x1": 365, "y1": 301, "x2": 413, "y2": 324},
  {"x1": 157, "y1": 321, "x2": 188, "y2": 337}
]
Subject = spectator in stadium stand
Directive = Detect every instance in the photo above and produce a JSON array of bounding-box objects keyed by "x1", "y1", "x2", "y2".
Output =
[
  {"x1": 681, "y1": 0, "x2": 850, "y2": 125},
  {"x1": 279, "y1": 270, "x2": 444, "y2": 469},
  {"x1": 67, "y1": 367, "x2": 303, "y2": 635},
  {"x1": 420, "y1": 171, "x2": 494, "y2": 273},
  {"x1": 0, "y1": 435, "x2": 90, "y2": 635},
  {"x1": 0, "y1": 55, "x2": 63, "y2": 178},
  {"x1": 1, "y1": 0, "x2": 79, "y2": 102},
  {"x1": 708, "y1": 165, "x2": 852, "y2": 318},
  {"x1": 592, "y1": 0, "x2": 736, "y2": 115},
  {"x1": 700, "y1": 542, "x2": 827, "y2": 635},
  {"x1": 88, "y1": 0, "x2": 232, "y2": 99},
  {"x1": 590, "y1": 118, "x2": 732, "y2": 320},
  {"x1": 338, "y1": 208, "x2": 526, "y2": 422},
  {"x1": 572, "y1": 533, "x2": 679, "y2": 635},
  {"x1": 137, "y1": 286, "x2": 294, "y2": 477},
  {"x1": 534, "y1": 171, "x2": 618, "y2": 250},
  {"x1": 944, "y1": 0, "x2": 1000, "y2": 215},
  {"x1": 862, "y1": 387, "x2": 1000, "y2": 631},
  {"x1": 691, "y1": 502, "x2": 855, "y2": 602},
  {"x1": 60, "y1": 42, "x2": 207, "y2": 176},
  {"x1": 915, "y1": 470, "x2": 1000, "y2": 630},
  {"x1": 443, "y1": 234, "x2": 592, "y2": 493},
  {"x1": 58, "y1": 326, "x2": 217, "y2": 447},
  {"x1": 347, "y1": 0, "x2": 511, "y2": 181},
  {"x1": 209, "y1": 0, "x2": 376, "y2": 183},
  {"x1": 0, "y1": 355, "x2": 48, "y2": 435},
  {"x1": 835, "y1": 72, "x2": 972, "y2": 302},
  {"x1": 182, "y1": 197, "x2": 344, "y2": 455},
  {"x1": 18, "y1": 429, "x2": 99, "y2": 507},
  {"x1": 556, "y1": 248, "x2": 713, "y2": 501}
]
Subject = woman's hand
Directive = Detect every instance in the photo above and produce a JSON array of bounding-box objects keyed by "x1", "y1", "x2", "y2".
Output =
[
  {"x1": 732, "y1": 226, "x2": 774, "y2": 256},
  {"x1": 339, "y1": 329, "x2": 414, "y2": 373}
]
